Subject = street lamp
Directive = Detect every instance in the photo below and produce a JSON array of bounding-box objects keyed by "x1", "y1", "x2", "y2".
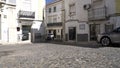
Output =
[{"x1": 0, "y1": 4, "x2": 5, "y2": 12}]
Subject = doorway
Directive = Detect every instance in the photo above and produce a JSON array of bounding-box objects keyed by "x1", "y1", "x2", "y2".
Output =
[
  {"x1": 22, "y1": 25, "x2": 31, "y2": 41},
  {"x1": 53, "y1": 30, "x2": 56, "y2": 38},
  {"x1": 69, "y1": 27, "x2": 76, "y2": 40},
  {"x1": 90, "y1": 24, "x2": 100, "y2": 41}
]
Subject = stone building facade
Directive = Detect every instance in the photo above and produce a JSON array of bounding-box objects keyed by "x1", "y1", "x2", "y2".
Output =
[
  {"x1": 64, "y1": 0, "x2": 91, "y2": 42},
  {"x1": 88, "y1": 0, "x2": 120, "y2": 41},
  {"x1": 45, "y1": 0, "x2": 63, "y2": 40}
]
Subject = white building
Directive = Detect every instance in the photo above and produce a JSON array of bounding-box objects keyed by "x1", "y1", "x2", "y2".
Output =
[
  {"x1": 45, "y1": 0, "x2": 63, "y2": 40},
  {"x1": 88, "y1": 0, "x2": 120, "y2": 41},
  {"x1": 17, "y1": 0, "x2": 46, "y2": 43},
  {"x1": 0, "y1": 0, "x2": 45, "y2": 44},
  {"x1": 64, "y1": 0, "x2": 91, "y2": 42},
  {"x1": 0, "y1": 0, "x2": 17, "y2": 43}
]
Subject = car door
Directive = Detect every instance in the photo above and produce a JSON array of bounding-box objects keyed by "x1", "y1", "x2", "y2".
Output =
[{"x1": 110, "y1": 27, "x2": 120, "y2": 43}]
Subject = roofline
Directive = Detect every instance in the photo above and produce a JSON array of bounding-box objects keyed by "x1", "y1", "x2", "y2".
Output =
[{"x1": 46, "y1": 0, "x2": 62, "y2": 6}]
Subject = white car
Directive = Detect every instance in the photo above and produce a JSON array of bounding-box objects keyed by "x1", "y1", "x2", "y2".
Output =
[{"x1": 46, "y1": 33, "x2": 54, "y2": 40}]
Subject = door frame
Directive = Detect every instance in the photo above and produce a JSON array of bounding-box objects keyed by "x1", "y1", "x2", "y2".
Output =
[
  {"x1": 89, "y1": 24, "x2": 100, "y2": 41},
  {"x1": 68, "y1": 27, "x2": 76, "y2": 41}
]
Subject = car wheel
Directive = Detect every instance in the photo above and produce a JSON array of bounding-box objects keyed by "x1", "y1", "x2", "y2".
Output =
[{"x1": 100, "y1": 37, "x2": 111, "y2": 46}]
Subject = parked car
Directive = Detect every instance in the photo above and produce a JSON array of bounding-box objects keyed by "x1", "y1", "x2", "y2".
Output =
[
  {"x1": 22, "y1": 33, "x2": 29, "y2": 40},
  {"x1": 46, "y1": 33, "x2": 54, "y2": 40},
  {"x1": 22, "y1": 31, "x2": 29, "y2": 40},
  {"x1": 97, "y1": 27, "x2": 120, "y2": 46}
]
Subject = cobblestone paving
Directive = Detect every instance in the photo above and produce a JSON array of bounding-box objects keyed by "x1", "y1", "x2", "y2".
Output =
[{"x1": 0, "y1": 43, "x2": 120, "y2": 68}]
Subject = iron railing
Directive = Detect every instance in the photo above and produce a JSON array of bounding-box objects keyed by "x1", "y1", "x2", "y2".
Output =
[
  {"x1": 18, "y1": 10, "x2": 35, "y2": 18},
  {"x1": 47, "y1": 22, "x2": 62, "y2": 27},
  {"x1": 88, "y1": 7, "x2": 107, "y2": 21}
]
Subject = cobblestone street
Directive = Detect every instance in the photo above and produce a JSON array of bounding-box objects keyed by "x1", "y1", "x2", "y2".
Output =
[{"x1": 0, "y1": 43, "x2": 120, "y2": 68}]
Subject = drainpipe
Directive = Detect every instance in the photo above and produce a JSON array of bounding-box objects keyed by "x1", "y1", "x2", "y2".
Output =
[
  {"x1": 91, "y1": 0, "x2": 96, "y2": 41},
  {"x1": 62, "y1": 0, "x2": 65, "y2": 42}
]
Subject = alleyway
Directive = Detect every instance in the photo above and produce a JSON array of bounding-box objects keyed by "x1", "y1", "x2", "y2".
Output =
[{"x1": 0, "y1": 43, "x2": 120, "y2": 68}]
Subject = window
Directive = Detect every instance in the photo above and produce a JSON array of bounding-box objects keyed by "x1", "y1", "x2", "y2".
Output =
[
  {"x1": 116, "y1": 27, "x2": 120, "y2": 32},
  {"x1": 53, "y1": 6, "x2": 56, "y2": 12},
  {"x1": 48, "y1": 17, "x2": 52, "y2": 23},
  {"x1": 53, "y1": 16, "x2": 57, "y2": 22},
  {"x1": 118, "y1": 27, "x2": 120, "y2": 32},
  {"x1": 92, "y1": 0, "x2": 103, "y2": 7},
  {"x1": 79, "y1": 24, "x2": 85, "y2": 30},
  {"x1": 69, "y1": 3, "x2": 76, "y2": 16},
  {"x1": 53, "y1": 17, "x2": 57, "y2": 22},
  {"x1": 22, "y1": 3, "x2": 31, "y2": 11},
  {"x1": 49, "y1": 8, "x2": 51, "y2": 13}
]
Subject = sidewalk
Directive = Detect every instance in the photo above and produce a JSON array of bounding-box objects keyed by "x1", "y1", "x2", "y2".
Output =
[
  {"x1": 1, "y1": 40, "x2": 31, "y2": 45},
  {"x1": 45, "y1": 40, "x2": 100, "y2": 48}
]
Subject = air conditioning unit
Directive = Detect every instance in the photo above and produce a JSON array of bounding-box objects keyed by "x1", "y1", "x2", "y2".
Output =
[{"x1": 83, "y1": 4, "x2": 91, "y2": 10}]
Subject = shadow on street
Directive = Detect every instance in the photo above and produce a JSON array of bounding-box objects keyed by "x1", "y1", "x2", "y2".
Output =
[{"x1": 33, "y1": 40, "x2": 119, "y2": 49}]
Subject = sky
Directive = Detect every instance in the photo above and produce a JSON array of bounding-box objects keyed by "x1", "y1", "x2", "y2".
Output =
[{"x1": 46, "y1": 0, "x2": 54, "y2": 4}]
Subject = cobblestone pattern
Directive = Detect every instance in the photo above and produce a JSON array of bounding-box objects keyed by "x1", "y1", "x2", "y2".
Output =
[{"x1": 0, "y1": 43, "x2": 120, "y2": 68}]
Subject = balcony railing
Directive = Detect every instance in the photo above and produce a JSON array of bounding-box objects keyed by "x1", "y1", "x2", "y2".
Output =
[
  {"x1": 88, "y1": 7, "x2": 107, "y2": 21},
  {"x1": 18, "y1": 10, "x2": 35, "y2": 18},
  {"x1": 47, "y1": 22, "x2": 62, "y2": 27},
  {"x1": 0, "y1": 0, "x2": 6, "y2": 4}
]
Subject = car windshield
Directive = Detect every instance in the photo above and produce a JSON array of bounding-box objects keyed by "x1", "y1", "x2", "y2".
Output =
[{"x1": 111, "y1": 27, "x2": 120, "y2": 33}]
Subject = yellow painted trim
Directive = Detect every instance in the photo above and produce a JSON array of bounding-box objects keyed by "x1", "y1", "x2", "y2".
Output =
[{"x1": 116, "y1": 0, "x2": 120, "y2": 13}]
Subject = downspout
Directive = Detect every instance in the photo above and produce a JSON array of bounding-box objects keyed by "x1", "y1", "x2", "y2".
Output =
[{"x1": 62, "y1": 0, "x2": 66, "y2": 42}]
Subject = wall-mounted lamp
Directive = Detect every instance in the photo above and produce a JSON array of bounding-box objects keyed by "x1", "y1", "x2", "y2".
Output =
[{"x1": 0, "y1": 4, "x2": 5, "y2": 12}]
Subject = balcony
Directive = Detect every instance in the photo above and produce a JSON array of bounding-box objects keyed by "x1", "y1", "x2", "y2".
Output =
[
  {"x1": 0, "y1": 0, "x2": 6, "y2": 4},
  {"x1": 47, "y1": 22, "x2": 62, "y2": 27},
  {"x1": 88, "y1": 7, "x2": 107, "y2": 21},
  {"x1": 92, "y1": 0, "x2": 103, "y2": 3},
  {"x1": 18, "y1": 10, "x2": 35, "y2": 19}
]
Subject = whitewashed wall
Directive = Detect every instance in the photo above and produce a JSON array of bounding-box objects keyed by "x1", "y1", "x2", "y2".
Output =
[
  {"x1": 64, "y1": 0, "x2": 91, "y2": 22},
  {"x1": 46, "y1": 1, "x2": 62, "y2": 23}
]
